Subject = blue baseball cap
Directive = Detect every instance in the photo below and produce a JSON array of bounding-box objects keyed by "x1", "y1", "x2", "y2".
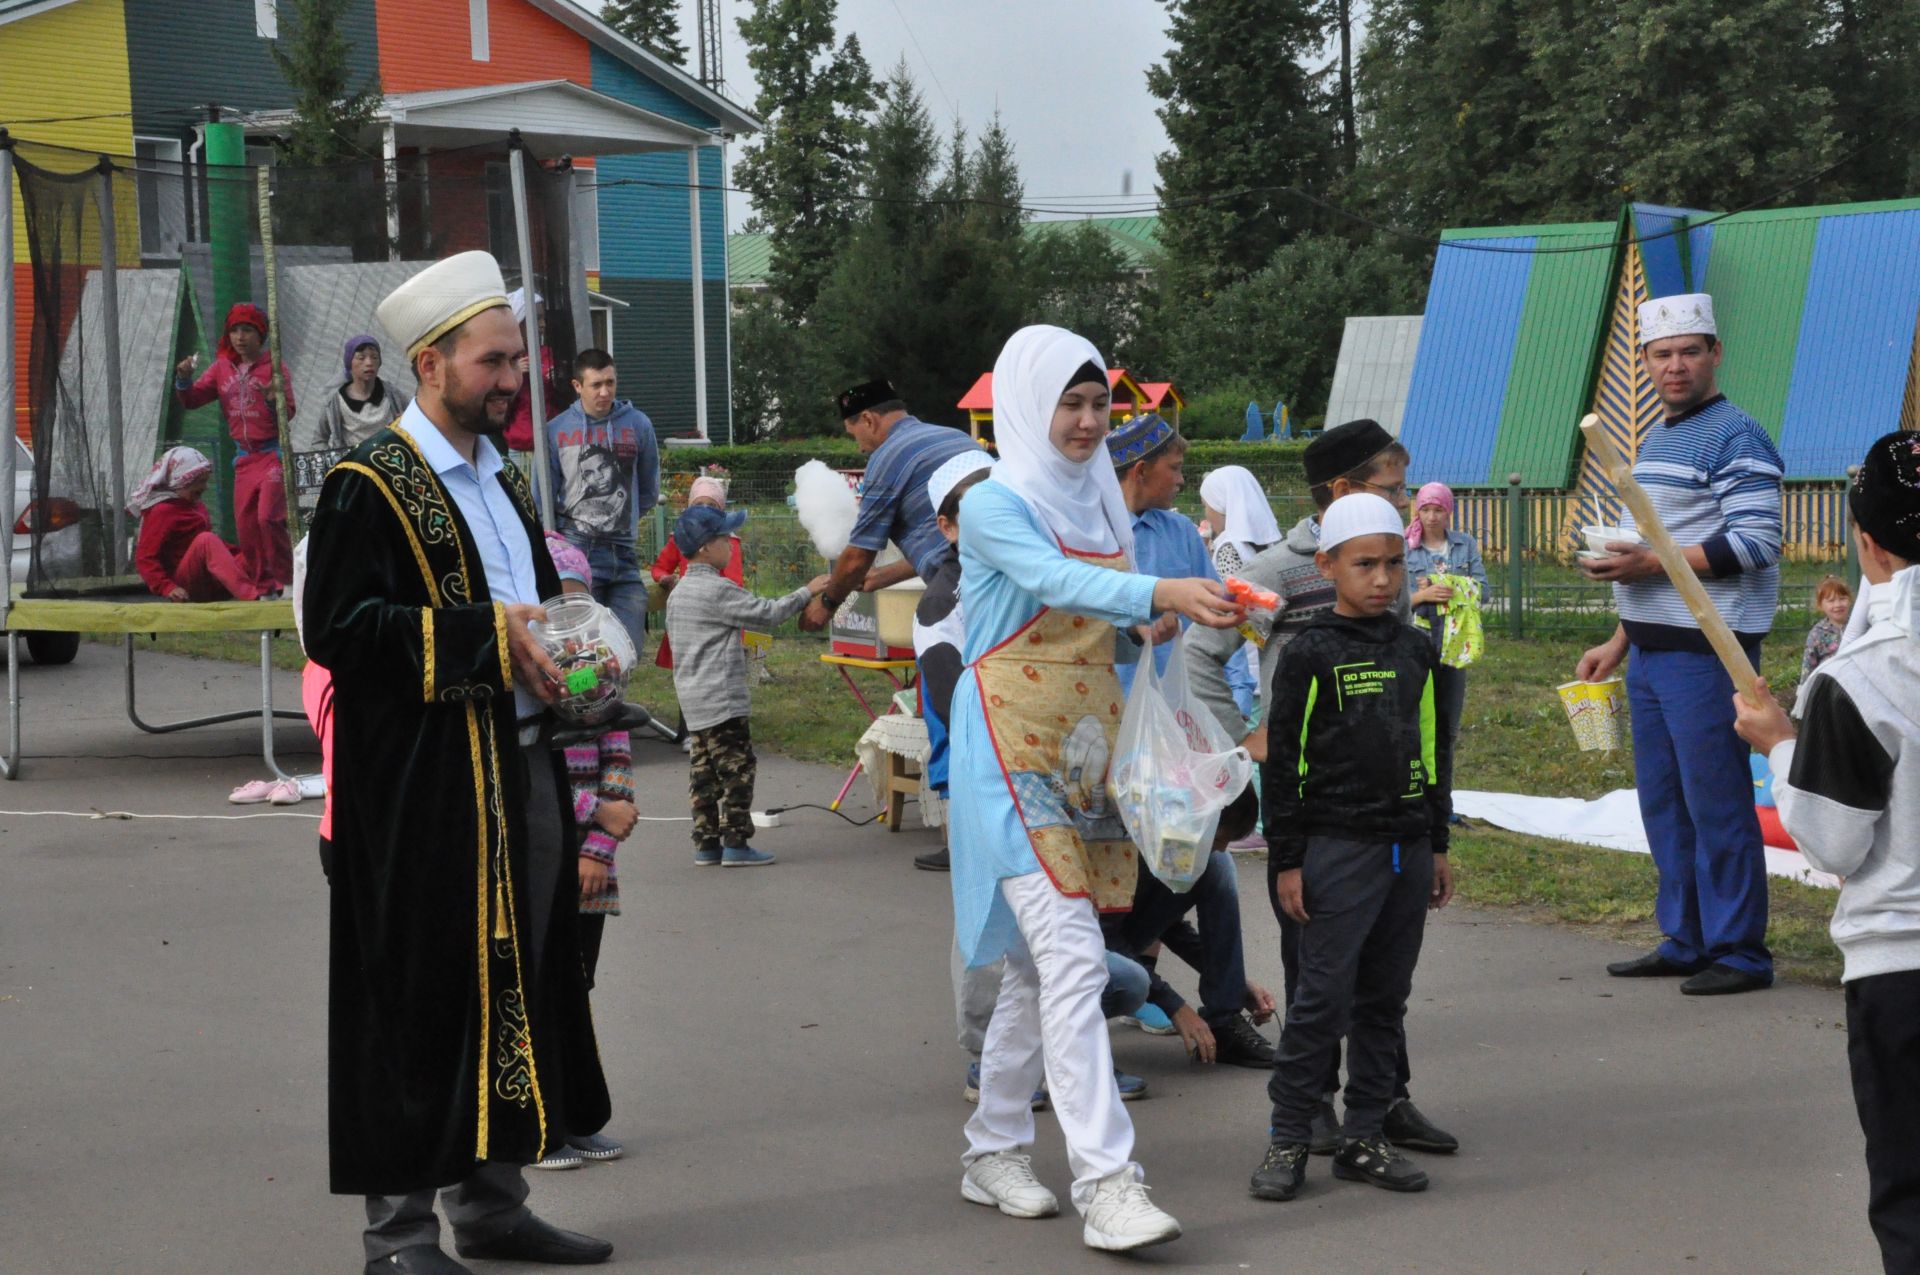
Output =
[{"x1": 673, "y1": 504, "x2": 747, "y2": 555}]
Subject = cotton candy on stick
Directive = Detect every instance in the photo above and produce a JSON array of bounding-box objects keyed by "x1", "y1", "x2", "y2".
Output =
[
  {"x1": 792, "y1": 459, "x2": 904, "y2": 568},
  {"x1": 1577, "y1": 414, "x2": 1762, "y2": 706}
]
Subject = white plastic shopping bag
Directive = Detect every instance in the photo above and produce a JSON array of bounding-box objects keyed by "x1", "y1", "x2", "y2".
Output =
[{"x1": 1108, "y1": 632, "x2": 1255, "y2": 892}]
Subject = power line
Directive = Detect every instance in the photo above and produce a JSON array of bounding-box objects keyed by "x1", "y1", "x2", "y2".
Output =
[
  {"x1": 584, "y1": 106, "x2": 1909, "y2": 259},
  {"x1": 885, "y1": 0, "x2": 956, "y2": 119}
]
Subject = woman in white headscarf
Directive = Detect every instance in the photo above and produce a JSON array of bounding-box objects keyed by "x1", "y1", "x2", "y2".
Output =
[
  {"x1": 1200, "y1": 465, "x2": 1282, "y2": 579},
  {"x1": 947, "y1": 325, "x2": 1239, "y2": 1253}
]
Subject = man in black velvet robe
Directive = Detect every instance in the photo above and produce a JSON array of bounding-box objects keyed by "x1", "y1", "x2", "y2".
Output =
[{"x1": 303, "y1": 250, "x2": 613, "y2": 1275}]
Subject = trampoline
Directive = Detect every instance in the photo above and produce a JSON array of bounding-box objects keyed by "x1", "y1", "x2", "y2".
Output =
[{"x1": 2, "y1": 593, "x2": 303, "y2": 782}]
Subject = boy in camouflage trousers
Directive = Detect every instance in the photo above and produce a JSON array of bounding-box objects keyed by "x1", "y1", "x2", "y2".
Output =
[{"x1": 664, "y1": 504, "x2": 829, "y2": 867}]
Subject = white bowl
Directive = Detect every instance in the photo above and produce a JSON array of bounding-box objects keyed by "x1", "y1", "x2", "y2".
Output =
[{"x1": 1582, "y1": 525, "x2": 1645, "y2": 556}]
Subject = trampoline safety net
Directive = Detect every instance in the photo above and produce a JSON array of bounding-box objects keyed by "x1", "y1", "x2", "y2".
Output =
[{"x1": 6, "y1": 136, "x2": 582, "y2": 600}]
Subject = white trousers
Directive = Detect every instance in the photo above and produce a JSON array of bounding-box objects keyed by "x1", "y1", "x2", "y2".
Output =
[{"x1": 963, "y1": 870, "x2": 1141, "y2": 1212}]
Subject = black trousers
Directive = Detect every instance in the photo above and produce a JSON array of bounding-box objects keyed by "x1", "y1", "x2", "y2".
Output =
[
  {"x1": 1276, "y1": 881, "x2": 1412, "y2": 1100},
  {"x1": 579, "y1": 915, "x2": 607, "y2": 992},
  {"x1": 1268, "y1": 837, "x2": 1431, "y2": 1143},
  {"x1": 1847, "y1": 969, "x2": 1920, "y2": 1275}
]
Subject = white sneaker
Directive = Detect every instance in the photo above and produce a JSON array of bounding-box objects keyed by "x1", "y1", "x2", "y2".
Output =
[
  {"x1": 1081, "y1": 1169, "x2": 1180, "y2": 1252},
  {"x1": 961, "y1": 1151, "x2": 1060, "y2": 1219}
]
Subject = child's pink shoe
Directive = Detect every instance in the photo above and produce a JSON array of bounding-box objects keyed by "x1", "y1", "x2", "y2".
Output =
[{"x1": 228, "y1": 779, "x2": 277, "y2": 804}]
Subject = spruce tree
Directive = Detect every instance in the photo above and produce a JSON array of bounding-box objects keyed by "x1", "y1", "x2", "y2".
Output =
[
  {"x1": 733, "y1": 0, "x2": 875, "y2": 314},
  {"x1": 268, "y1": 0, "x2": 383, "y2": 249},
  {"x1": 1147, "y1": 0, "x2": 1339, "y2": 293},
  {"x1": 601, "y1": 0, "x2": 688, "y2": 66}
]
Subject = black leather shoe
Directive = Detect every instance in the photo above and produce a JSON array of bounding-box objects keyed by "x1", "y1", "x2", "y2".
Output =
[
  {"x1": 1332, "y1": 1135, "x2": 1429, "y2": 1192},
  {"x1": 1249, "y1": 1141, "x2": 1309, "y2": 1201},
  {"x1": 365, "y1": 1246, "x2": 474, "y2": 1275},
  {"x1": 1383, "y1": 1097, "x2": 1459, "y2": 1153},
  {"x1": 455, "y1": 1215, "x2": 612, "y2": 1265},
  {"x1": 1606, "y1": 951, "x2": 1707, "y2": 978},
  {"x1": 1680, "y1": 963, "x2": 1772, "y2": 996},
  {"x1": 1211, "y1": 1013, "x2": 1277, "y2": 1069},
  {"x1": 914, "y1": 846, "x2": 951, "y2": 871}
]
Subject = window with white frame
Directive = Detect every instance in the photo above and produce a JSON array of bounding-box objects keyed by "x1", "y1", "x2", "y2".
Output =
[
  {"x1": 470, "y1": 0, "x2": 490, "y2": 60},
  {"x1": 574, "y1": 169, "x2": 600, "y2": 274},
  {"x1": 255, "y1": 0, "x2": 277, "y2": 39},
  {"x1": 133, "y1": 137, "x2": 186, "y2": 259}
]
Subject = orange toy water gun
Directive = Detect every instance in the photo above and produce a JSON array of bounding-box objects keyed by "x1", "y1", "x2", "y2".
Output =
[{"x1": 1224, "y1": 577, "x2": 1279, "y2": 613}]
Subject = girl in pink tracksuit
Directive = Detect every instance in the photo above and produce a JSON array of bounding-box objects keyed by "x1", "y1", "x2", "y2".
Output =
[{"x1": 174, "y1": 302, "x2": 296, "y2": 595}]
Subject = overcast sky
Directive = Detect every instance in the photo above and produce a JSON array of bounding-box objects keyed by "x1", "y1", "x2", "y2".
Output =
[{"x1": 690, "y1": 0, "x2": 1180, "y2": 230}]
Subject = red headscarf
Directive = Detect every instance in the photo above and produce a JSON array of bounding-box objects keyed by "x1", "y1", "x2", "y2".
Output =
[{"x1": 217, "y1": 302, "x2": 270, "y2": 362}]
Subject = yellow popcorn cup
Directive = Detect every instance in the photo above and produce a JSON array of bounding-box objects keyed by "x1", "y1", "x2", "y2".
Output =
[{"x1": 1556, "y1": 678, "x2": 1628, "y2": 752}]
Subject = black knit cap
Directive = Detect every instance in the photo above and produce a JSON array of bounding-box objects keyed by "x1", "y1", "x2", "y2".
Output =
[
  {"x1": 1304, "y1": 418, "x2": 1396, "y2": 486},
  {"x1": 1849, "y1": 430, "x2": 1920, "y2": 562},
  {"x1": 837, "y1": 378, "x2": 900, "y2": 420}
]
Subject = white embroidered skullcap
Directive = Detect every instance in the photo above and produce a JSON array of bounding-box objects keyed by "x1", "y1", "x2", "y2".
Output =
[
  {"x1": 507, "y1": 287, "x2": 543, "y2": 323},
  {"x1": 1638, "y1": 293, "x2": 1717, "y2": 347},
  {"x1": 1318, "y1": 492, "x2": 1406, "y2": 553},
  {"x1": 378, "y1": 251, "x2": 511, "y2": 360},
  {"x1": 927, "y1": 448, "x2": 996, "y2": 514}
]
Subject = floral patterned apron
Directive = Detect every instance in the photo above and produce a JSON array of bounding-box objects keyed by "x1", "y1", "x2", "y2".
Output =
[{"x1": 973, "y1": 546, "x2": 1137, "y2": 911}]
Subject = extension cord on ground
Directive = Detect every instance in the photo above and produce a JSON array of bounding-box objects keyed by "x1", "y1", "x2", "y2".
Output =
[{"x1": 751, "y1": 810, "x2": 783, "y2": 829}]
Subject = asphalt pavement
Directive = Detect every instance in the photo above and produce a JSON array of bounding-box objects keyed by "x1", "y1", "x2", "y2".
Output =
[{"x1": 0, "y1": 643, "x2": 1884, "y2": 1274}]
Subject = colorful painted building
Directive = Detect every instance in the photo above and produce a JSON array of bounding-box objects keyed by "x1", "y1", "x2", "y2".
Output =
[
  {"x1": 1399, "y1": 199, "x2": 1920, "y2": 534},
  {"x1": 2, "y1": 0, "x2": 757, "y2": 443}
]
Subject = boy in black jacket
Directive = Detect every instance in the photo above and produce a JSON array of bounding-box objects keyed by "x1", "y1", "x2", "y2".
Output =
[{"x1": 1249, "y1": 493, "x2": 1455, "y2": 1202}]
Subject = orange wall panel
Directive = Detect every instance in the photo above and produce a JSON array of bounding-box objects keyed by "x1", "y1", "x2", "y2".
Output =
[{"x1": 376, "y1": 0, "x2": 592, "y2": 93}]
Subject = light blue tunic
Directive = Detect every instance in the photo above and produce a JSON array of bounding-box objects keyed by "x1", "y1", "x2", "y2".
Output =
[{"x1": 949, "y1": 480, "x2": 1159, "y2": 967}]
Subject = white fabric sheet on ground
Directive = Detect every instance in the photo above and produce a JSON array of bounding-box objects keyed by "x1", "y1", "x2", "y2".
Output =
[{"x1": 1454, "y1": 788, "x2": 1839, "y2": 890}]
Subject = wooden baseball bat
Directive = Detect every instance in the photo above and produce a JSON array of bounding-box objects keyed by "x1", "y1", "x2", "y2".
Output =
[{"x1": 1578, "y1": 414, "x2": 1763, "y2": 705}]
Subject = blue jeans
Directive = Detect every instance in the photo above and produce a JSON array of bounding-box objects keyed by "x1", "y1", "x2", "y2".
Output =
[
  {"x1": 1628, "y1": 644, "x2": 1772, "y2": 979},
  {"x1": 1114, "y1": 850, "x2": 1247, "y2": 1025},
  {"x1": 571, "y1": 537, "x2": 647, "y2": 658},
  {"x1": 1102, "y1": 952, "x2": 1151, "y2": 1019}
]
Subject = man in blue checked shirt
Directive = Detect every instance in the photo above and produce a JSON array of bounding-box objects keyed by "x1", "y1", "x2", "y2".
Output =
[{"x1": 1576, "y1": 293, "x2": 1785, "y2": 997}]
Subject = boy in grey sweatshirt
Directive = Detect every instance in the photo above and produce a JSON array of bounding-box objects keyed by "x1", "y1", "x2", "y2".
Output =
[
  {"x1": 1735, "y1": 431, "x2": 1920, "y2": 1275},
  {"x1": 665, "y1": 505, "x2": 828, "y2": 867}
]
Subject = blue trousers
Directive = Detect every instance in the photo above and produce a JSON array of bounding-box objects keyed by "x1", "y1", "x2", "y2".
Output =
[
  {"x1": 1627, "y1": 645, "x2": 1772, "y2": 980},
  {"x1": 571, "y1": 537, "x2": 648, "y2": 659}
]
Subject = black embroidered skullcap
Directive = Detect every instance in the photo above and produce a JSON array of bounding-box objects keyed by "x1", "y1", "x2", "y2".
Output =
[
  {"x1": 1304, "y1": 419, "x2": 1396, "y2": 486},
  {"x1": 1850, "y1": 431, "x2": 1920, "y2": 562},
  {"x1": 837, "y1": 378, "x2": 900, "y2": 419}
]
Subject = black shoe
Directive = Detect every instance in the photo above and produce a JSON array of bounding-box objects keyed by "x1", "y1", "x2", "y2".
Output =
[
  {"x1": 1249, "y1": 1141, "x2": 1310, "y2": 1201},
  {"x1": 1210, "y1": 1013, "x2": 1276, "y2": 1068},
  {"x1": 1383, "y1": 1097, "x2": 1458, "y2": 1153},
  {"x1": 365, "y1": 1247, "x2": 474, "y2": 1275},
  {"x1": 1680, "y1": 962, "x2": 1772, "y2": 996},
  {"x1": 1606, "y1": 951, "x2": 1708, "y2": 978},
  {"x1": 455, "y1": 1215, "x2": 612, "y2": 1265},
  {"x1": 1332, "y1": 1135, "x2": 1429, "y2": 1192},
  {"x1": 1308, "y1": 1094, "x2": 1342, "y2": 1155},
  {"x1": 914, "y1": 846, "x2": 951, "y2": 871}
]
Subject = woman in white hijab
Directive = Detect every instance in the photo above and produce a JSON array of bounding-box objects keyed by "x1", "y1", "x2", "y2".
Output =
[
  {"x1": 1200, "y1": 464, "x2": 1282, "y2": 578},
  {"x1": 946, "y1": 324, "x2": 1239, "y2": 1253}
]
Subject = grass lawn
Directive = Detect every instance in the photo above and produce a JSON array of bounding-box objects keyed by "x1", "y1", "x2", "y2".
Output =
[{"x1": 109, "y1": 604, "x2": 1844, "y2": 985}]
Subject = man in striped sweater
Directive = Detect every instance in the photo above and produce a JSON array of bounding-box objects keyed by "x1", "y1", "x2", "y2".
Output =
[{"x1": 1576, "y1": 293, "x2": 1785, "y2": 997}]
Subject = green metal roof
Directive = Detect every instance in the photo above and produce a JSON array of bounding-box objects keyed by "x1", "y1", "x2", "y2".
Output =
[
  {"x1": 1698, "y1": 214, "x2": 1818, "y2": 444},
  {"x1": 727, "y1": 231, "x2": 775, "y2": 288},
  {"x1": 1484, "y1": 220, "x2": 1620, "y2": 487},
  {"x1": 727, "y1": 215, "x2": 1161, "y2": 288}
]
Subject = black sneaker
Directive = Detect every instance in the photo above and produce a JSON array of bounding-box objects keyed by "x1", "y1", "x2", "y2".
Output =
[
  {"x1": 1383, "y1": 1097, "x2": 1458, "y2": 1153},
  {"x1": 914, "y1": 846, "x2": 951, "y2": 871},
  {"x1": 1211, "y1": 1014, "x2": 1276, "y2": 1069},
  {"x1": 1332, "y1": 1135, "x2": 1429, "y2": 1192},
  {"x1": 1308, "y1": 1094, "x2": 1341, "y2": 1155},
  {"x1": 1249, "y1": 1141, "x2": 1310, "y2": 1201}
]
